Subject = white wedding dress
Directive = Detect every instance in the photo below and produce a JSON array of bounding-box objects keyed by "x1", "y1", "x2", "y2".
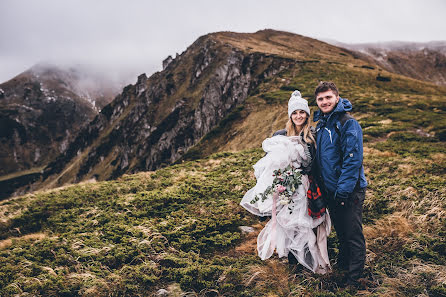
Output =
[{"x1": 240, "y1": 135, "x2": 331, "y2": 274}]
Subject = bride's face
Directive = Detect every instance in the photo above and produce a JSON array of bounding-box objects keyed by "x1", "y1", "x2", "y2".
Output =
[{"x1": 291, "y1": 110, "x2": 307, "y2": 127}]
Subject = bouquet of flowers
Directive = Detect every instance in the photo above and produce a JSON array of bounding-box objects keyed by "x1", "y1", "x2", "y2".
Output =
[{"x1": 250, "y1": 164, "x2": 302, "y2": 208}]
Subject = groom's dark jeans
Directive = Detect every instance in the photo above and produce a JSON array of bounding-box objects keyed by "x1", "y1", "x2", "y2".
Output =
[{"x1": 327, "y1": 187, "x2": 366, "y2": 285}]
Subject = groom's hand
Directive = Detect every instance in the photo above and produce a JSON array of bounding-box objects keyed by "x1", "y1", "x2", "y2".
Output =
[{"x1": 335, "y1": 191, "x2": 350, "y2": 206}]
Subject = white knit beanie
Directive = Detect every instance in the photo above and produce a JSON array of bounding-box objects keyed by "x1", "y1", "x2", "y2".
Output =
[{"x1": 288, "y1": 90, "x2": 310, "y2": 118}]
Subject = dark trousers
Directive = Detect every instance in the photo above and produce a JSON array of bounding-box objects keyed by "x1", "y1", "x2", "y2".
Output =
[{"x1": 327, "y1": 187, "x2": 366, "y2": 284}]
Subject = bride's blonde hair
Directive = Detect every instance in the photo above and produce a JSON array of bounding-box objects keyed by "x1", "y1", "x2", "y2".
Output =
[{"x1": 286, "y1": 114, "x2": 316, "y2": 146}]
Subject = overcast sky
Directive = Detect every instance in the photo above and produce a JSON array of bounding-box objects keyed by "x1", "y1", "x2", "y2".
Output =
[{"x1": 1, "y1": 0, "x2": 445, "y2": 84}]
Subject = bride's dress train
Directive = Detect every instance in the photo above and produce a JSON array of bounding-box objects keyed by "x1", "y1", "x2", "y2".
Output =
[{"x1": 240, "y1": 135, "x2": 331, "y2": 274}]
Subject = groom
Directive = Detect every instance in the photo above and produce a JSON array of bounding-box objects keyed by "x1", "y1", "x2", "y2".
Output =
[{"x1": 313, "y1": 81, "x2": 368, "y2": 287}]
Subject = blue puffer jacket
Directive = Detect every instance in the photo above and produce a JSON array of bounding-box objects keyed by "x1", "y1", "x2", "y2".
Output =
[{"x1": 313, "y1": 97, "x2": 367, "y2": 200}]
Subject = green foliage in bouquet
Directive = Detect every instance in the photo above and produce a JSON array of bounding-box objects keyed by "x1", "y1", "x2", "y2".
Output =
[{"x1": 249, "y1": 164, "x2": 302, "y2": 205}]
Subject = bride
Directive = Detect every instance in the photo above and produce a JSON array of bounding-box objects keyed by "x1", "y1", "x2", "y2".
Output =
[{"x1": 240, "y1": 90, "x2": 331, "y2": 274}]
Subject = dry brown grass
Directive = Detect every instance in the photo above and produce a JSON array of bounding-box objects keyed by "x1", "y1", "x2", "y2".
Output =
[
  {"x1": 364, "y1": 184, "x2": 445, "y2": 295},
  {"x1": 397, "y1": 163, "x2": 417, "y2": 176},
  {"x1": 0, "y1": 193, "x2": 36, "y2": 223},
  {"x1": 355, "y1": 112, "x2": 377, "y2": 120},
  {"x1": 380, "y1": 259, "x2": 446, "y2": 297},
  {"x1": 0, "y1": 232, "x2": 47, "y2": 250},
  {"x1": 243, "y1": 260, "x2": 291, "y2": 296},
  {"x1": 218, "y1": 104, "x2": 286, "y2": 152},
  {"x1": 33, "y1": 176, "x2": 98, "y2": 198},
  {"x1": 235, "y1": 223, "x2": 265, "y2": 255},
  {"x1": 200, "y1": 158, "x2": 225, "y2": 172},
  {"x1": 213, "y1": 30, "x2": 356, "y2": 65},
  {"x1": 170, "y1": 168, "x2": 202, "y2": 183},
  {"x1": 379, "y1": 119, "x2": 393, "y2": 125},
  {"x1": 234, "y1": 221, "x2": 305, "y2": 295},
  {"x1": 400, "y1": 191, "x2": 446, "y2": 232},
  {"x1": 430, "y1": 152, "x2": 446, "y2": 162},
  {"x1": 364, "y1": 213, "x2": 413, "y2": 255},
  {"x1": 363, "y1": 147, "x2": 398, "y2": 157},
  {"x1": 203, "y1": 159, "x2": 222, "y2": 168},
  {"x1": 399, "y1": 186, "x2": 419, "y2": 200}
]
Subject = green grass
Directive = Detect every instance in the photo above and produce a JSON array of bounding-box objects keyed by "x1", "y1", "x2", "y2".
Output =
[
  {"x1": 0, "y1": 150, "x2": 267, "y2": 296},
  {"x1": 1, "y1": 48, "x2": 446, "y2": 296},
  {"x1": 1, "y1": 134, "x2": 445, "y2": 296}
]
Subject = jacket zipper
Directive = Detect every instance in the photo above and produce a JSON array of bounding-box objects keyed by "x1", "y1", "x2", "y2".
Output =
[{"x1": 325, "y1": 128, "x2": 332, "y2": 144}]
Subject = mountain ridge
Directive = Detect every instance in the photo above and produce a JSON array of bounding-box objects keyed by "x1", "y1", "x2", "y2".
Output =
[
  {"x1": 37, "y1": 31, "x2": 304, "y2": 191},
  {"x1": 5, "y1": 29, "x2": 446, "y2": 198},
  {"x1": 324, "y1": 39, "x2": 446, "y2": 86}
]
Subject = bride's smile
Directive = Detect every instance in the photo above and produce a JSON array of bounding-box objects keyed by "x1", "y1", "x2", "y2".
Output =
[{"x1": 291, "y1": 110, "x2": 308, "y2": 127}]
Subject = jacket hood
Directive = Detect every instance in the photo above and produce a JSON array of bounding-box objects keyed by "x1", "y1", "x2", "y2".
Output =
[{"x1": 313, "y1": 97, "x2": 352, "y2": 122}]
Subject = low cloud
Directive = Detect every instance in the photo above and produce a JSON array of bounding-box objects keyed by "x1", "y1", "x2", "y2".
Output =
[{"x1": 1, "y1": 0, "x2": 445, "y2": 83}]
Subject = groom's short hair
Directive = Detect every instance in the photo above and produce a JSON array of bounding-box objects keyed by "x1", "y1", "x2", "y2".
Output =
[{"x1": 315, "y1": 81, "x2": 339, "y2": 98}]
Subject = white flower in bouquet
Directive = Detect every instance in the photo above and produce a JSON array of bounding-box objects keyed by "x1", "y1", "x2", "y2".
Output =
[{"x1": 279, "y1": 197, "x2": 291, "y2": 205}]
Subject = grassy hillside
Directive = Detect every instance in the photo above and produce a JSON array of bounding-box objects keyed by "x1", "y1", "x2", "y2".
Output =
[
  {"x1": 184, "y1": 59, "x2": 446, "y2": 158},
  {"x1": 1, "y1": 136, "x2": 445, "y2": 296},
  {"x1": 1, "y1": 30, "x2": 445, "y2": 296}
]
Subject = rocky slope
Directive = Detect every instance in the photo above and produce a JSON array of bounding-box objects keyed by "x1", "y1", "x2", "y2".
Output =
[
  {"x1": 37, "y1": 30, "x2": 358, "y2": 190},
  {"x1": 0, "y1": 65, "x2": 92, "y2": 175},
  {"x1": 0, "y1": 63, "x2": 121, "y2": 197},
  {"x1": 15, "y1": 30, "x2": 446, "y2": 197},
  {"x1": 328, "y1": 40, "x2": 446, "y2": 86}
]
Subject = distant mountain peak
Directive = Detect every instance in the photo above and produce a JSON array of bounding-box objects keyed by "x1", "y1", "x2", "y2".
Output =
[
  {"x1": 0, "y1": 63, "x2": 124, "y2": 181},
  {"x1": 323, "y1": 39, "x2": 446, "y2": 86}
]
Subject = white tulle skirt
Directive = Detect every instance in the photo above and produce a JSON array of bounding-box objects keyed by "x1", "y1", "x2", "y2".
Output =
[{"x1": 240, "y1": 135, "x2": 331, "y2": 274}]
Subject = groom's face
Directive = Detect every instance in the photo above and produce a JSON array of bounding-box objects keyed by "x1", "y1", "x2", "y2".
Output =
[{"x1": 316, "y1": 90, "x2": 339, "y2": 114}]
